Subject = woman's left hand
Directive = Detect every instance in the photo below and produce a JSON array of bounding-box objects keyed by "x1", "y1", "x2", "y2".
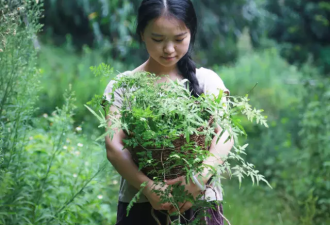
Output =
[{"x1": 165, "y1": 176, "x2": 203, "y2": 214}]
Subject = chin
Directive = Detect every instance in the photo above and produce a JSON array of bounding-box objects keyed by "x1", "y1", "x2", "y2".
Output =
[{"x1": 160, "y1": 58, "x2": 179, "y2": 66}]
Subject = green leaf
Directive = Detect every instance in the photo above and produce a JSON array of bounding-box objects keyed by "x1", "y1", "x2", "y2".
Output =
[
  {"x1": 126, "y1": 181, "x2": 148, "y2": 216},
  {"x1": 231, "y1": 116, "x2": 247, "y2": 136},
  {"x1": 215, "y1": 89, "x2": 224, "y2": 104}
]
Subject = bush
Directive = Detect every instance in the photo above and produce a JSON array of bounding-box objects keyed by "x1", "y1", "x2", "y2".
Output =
[
  {"x1": 36, "y1": 44, "x2": 127, "y2": 133},
  {"x1": 0, "y1": 2, "x2": 119, "y2": 224},
  {"x1": 261, "y1": 0, "x2": 330, "y2": 74},
  {"x1": 41, "y1": 0, "x2": 262, "y2": 66},
  {"x1": 1, "y1": 86, "x2": 120, "y2": 224},
  {"x1": 297, "y1": 65, "x2": 330, "y2": 223},
  {"x1": 0, "y1": 0, "x2": 43, "y2": 207},
  {"x1": 214, "y1": 48, "x2": 330, "y2": 223},
  {"x1": 223, "y1": 181, "x2": 298, "y2": 225}
]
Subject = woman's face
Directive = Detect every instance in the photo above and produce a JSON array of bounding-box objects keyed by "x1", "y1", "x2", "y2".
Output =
[{"x1": 141, "y1": 16, "x2": 191, "y2": 68}]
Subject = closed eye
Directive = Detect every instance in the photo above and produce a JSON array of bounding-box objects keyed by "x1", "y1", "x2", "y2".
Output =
[
  {"x1": 152, "y1": 39, "x2": 163, "y2": 43},
  {"x1": 152, "y1": 38, "x2": 185, "y2": 43}
]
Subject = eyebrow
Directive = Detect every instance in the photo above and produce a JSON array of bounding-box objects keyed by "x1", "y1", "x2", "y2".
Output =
[{"x1": 151, "y1": 32, "x2": 188, "y2": 37}]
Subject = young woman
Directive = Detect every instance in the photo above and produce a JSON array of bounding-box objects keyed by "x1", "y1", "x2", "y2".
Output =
[{"x1": 104, "y1": 0, "x2": 234, "y2": 224}]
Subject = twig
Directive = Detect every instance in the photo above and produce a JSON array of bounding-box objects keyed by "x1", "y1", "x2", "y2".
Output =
[
  {"x1": 151, "y1": 208, "x2": 162, "y2": 225},
  {"x1": 206, "y1": 185, "x2": 231, "y2": 225},
  {"x1": 247, "y1": 83, "x2": 258, "y2": 96},
  {"x1": 46, "y1": 163, "x2": 106, "y2": 223},
  {"x1": 161, "y1": 148, "x2": 166, "y2": 181}
]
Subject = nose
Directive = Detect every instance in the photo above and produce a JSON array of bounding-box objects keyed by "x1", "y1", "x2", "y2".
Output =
[{"x1": 163, "y1": 42, "x2": 175, "y2": 55}]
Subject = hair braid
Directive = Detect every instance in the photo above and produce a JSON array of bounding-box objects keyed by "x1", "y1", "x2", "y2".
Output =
[{"x1": 177, "y1": 52, "x2": 203, "y2": 97}]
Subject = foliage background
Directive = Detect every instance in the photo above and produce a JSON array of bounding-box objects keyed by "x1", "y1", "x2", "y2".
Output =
[{"x1": 0, "y1": 0, "x2": 329, "y2": 224}]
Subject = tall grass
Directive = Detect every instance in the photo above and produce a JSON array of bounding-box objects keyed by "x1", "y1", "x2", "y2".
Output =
[
  {"x1": 214, "y1": 46, "x2": 330, "y2": 223},
  {"x1": 0, "y1": 1, "x2": 118, "y2": 224},
  {"x1": 223, "y1": 181, "x2": 298, "y2": 225},
  {"x1": 36, "y1": 44, "x2": 129, "y2": 133}
]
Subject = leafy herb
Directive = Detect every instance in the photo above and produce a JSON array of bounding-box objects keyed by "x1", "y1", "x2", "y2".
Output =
[{"x1": 86, "y1": 68, "x2": 270, "y2": 223}]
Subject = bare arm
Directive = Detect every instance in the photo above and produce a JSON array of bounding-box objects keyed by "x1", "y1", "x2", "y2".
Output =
[
  {"x1": 105, "y1": 106, "x2": 173, "y2": 210},
  {"x1": 105, "y1": 105, "x2": 152, "y2": 195},
  {"x1": 198, "y1": 124, "x2": 234, "y2": 184},
  {"x1": 165, "y1": 124, "x2": 234, "y2": 214}
]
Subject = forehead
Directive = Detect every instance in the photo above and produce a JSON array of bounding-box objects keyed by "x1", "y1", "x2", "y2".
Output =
[{"x1": 145, "y1": 16, "x2": 189, "y2": 34}]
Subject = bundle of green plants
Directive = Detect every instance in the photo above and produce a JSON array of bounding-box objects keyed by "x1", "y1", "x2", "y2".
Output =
[{"x1": 86, "y1": 66, "x2": 270, "y2": 223}]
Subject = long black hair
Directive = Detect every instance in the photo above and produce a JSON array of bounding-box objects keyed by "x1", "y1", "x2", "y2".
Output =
[{"x1": 136, "y1": 0, "x2": 203, "y2": 97}]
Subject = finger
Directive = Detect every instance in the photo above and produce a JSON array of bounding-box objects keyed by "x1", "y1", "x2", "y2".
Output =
[
  {"x1": 165, "y1": 176, "x2": 184, "y2": 185},
  {"x1": 168, "y1": 202, "x2": 184, "y2": 214},
  {"x1": 179, "y1": 202, "x2": 187, "y2": 213},
  {"x1": 166, "y1": 205, "x2": 174, "y2": 213},
  {"x1": 180, "y1": 202, "x2": 192, "y2": 214},
  {"x1": 161, "y1": 203, "x2": 172, "y2": 211},
  {"x1": 165, "y1": 177, "x2": 180, "y2": 185},
  {"x1": 168, "y1": 206, "x2": 178, "y2": 215},
  {"x1": 168, "y1": 208, "x2": 178, "y2": 215}
]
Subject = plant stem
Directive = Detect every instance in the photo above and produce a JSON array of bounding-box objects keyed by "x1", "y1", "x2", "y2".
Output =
[{"x1": 46, "y1": 163, "x2": 106, "y2": 224}]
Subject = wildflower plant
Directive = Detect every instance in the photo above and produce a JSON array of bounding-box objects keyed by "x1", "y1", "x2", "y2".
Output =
[
  {"x1": 0, "y1": 1, "x2": 117, "y2": 224},
  {"x1": 87, "y1": 65, "x2": 271, "y2": 224},
  {"x1": 0, "y1": 1, "x2": 43, "y2": 215}
]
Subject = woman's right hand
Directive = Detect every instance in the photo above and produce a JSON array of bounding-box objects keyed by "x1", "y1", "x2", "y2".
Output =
[{"x1": 143, "y1": 180, "x2": 173, "y2": 211}]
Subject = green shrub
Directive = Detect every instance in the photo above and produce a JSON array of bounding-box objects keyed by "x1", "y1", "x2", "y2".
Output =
[
  {"x1": 214, "y1": 48, "x2": 330, "y2": 223},
  {"x1": 0, "y1": 0, "x2": 43, "y2": 202},
  {"x1": 41, "y1": 0, "x2": 262, "y2": 66},
  {"x1": 36, "y1": 44, "x2": 127, "y2": 133},
  {"x1": 1, "y1": 86, "x2": 120, "y2": 224},
  {"x1": 214, "y1": 48, "x2": 304, "y2": 193},
  {"x1": 0, "y1": 2, "x2": 119, "y2": 224},
  {"x1": 261, "y1": 0, "x2": 330, "y2": 74},
  {"x1": 25, "y1": 88, "x2": 118, "y2": 224},
  {"x1": 297, "y1": 65, "x2": 330, "y2": 223},
  {"x1": 223, "y1": 181, "x2": 298, "y2": 225}
]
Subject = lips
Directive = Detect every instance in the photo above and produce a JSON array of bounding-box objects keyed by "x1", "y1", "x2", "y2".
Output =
[{"x1": 162, "y1": 56, "x2": 176, "y2": 59}]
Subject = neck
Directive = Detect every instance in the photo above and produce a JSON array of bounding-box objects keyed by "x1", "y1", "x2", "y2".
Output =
[{"x1": 143, "y1": 57, "x2": 179, "y2": 77}]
